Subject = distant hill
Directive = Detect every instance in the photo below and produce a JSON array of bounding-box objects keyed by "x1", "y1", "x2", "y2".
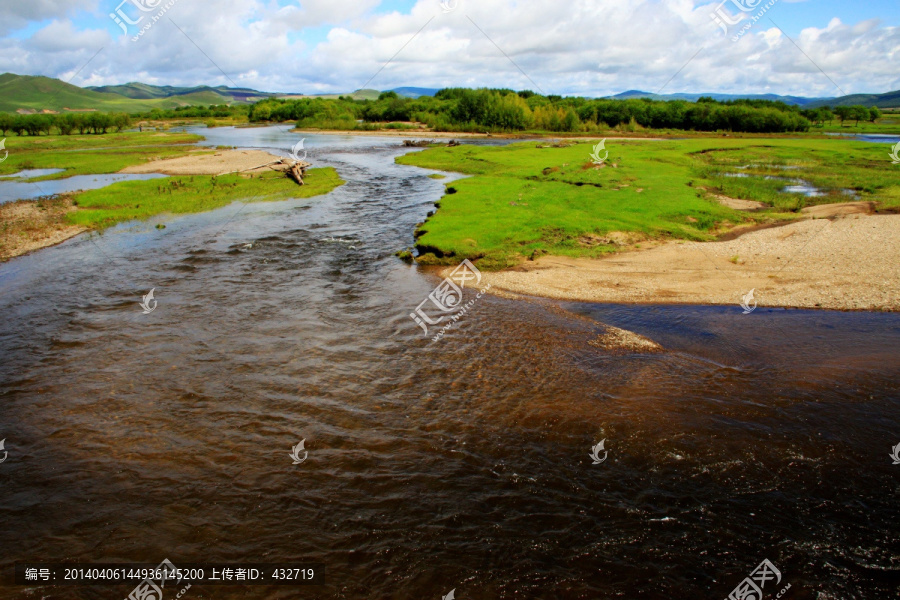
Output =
[
  {"x1": 609, "y1": 89, "x2": 900, "y2": 109},
  {"x1": 0, "y1": 73, "x2": 275, "y2": 113},
  {"x1": 391, "y1": 87, "x2": 439, "y2": 98},
  {"x1": 609, "y1": 89, "x2": 830, "y2": 106},
  {"x1": 0, "y1": 73, "x2": 157, "y2": 113},
  {"x1": 279, "y1": 89, "x2": 380, "y2": 101},
  {"x1": 278, "y1": 88, "x2": 437, "y2": 101},
  {"x1": 88, "y1": 82, "x2": 274, "y2": 104},
  {"x1": 804, "y1": 90, "x2": 900, "y2": 109}
]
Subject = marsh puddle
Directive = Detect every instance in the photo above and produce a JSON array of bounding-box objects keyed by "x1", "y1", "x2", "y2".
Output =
[
  {"x1": 0, "y1": 172, "x2": 167, "y2": 204},
  {"x1": 723, "y1": 173, "x2": 858, "y2": 198},
  {"x1": 0, "y1": 168, "x2": 65, "y2": 179},
  {"x1": 825, "y1": 133, "x2": 900, "y2": 143}
]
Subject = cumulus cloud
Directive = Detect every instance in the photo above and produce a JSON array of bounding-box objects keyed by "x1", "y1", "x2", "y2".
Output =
[
  {"x1": 0, "y1": 0, "x2": 896, "y2": 97},
  {"x1": 0, "y1": 0, "x2": 96, "y2": 36}
]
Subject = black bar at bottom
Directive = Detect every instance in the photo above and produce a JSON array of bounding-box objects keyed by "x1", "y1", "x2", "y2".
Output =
[{"x1": 14, "y1": 563, "x2": 323, "y2": 586}]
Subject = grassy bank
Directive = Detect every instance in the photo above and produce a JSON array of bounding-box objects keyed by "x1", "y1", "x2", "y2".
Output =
[
  {"x1": 0, "y1": 131, "x2": 345, "y2": 261},
  {"x1": 68, "y1": 168, "x2": 343, "y2": 229},
  {"x1": 397, "y1": 138, "x2": 898, "y2": 269},
  {"x1": 0, "y1": 131, "x2": 207, "y2": 180}
]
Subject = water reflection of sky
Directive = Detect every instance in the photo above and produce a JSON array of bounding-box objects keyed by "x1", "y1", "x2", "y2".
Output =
[{"x1": 0, "y1": 172, "x2": 166, "y2": 204}]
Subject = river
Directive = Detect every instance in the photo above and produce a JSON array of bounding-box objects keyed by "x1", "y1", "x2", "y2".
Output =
[{"x1": 0, "y1": 126, "x2": 898, "y2": 599}]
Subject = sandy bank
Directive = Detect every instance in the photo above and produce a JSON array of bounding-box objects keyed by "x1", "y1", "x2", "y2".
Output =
[
  {"x1": 481, "y1": 213, "x2": 900, "y2": 312},
  {"x1": 121, "y1": 149, "x2": 307, "y2": 176},
  {"x1": 0, "y1": 197, "x2": 86, "y2": 262}
]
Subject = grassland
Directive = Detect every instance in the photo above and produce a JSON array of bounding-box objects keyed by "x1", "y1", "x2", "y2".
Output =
[
  {"x1": 0, "y1": 131, "x2": 344, "y2": 260},
  {"x1": 68, "y1": 168, "x2": 343, "y2": 230},
  {"x1": 397, "y1": 137, "x2": 899, "y2": 269},
  {"x1": 0, "y1": 132, "x2": 206, "y2": 180}
]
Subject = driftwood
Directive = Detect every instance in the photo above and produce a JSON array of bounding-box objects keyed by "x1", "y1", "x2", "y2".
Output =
[{"x1": 287, "y1": 162, "x2": 307, "y2": 186}]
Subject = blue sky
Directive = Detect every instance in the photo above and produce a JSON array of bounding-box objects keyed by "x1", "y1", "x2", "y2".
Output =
[{"x1": 0, "y1": 1, "x2": 898, "y2": 97}]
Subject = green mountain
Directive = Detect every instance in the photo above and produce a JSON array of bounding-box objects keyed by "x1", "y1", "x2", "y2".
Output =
[
  {"x1": 88, "y1": 82, "x2": 274, "y2": 103},
  {"x1": 609, "y1": 89, "x2": 829, "y2": 106},
  {"x1": 804, "y1": 90, "x2": 900, "y2": 109},
  {"x1": 284, "y1": 89, "x2": 381, "y2": 101},
  {"x1": 0, "y1": 73, "x2": 276, "y2": 113}
]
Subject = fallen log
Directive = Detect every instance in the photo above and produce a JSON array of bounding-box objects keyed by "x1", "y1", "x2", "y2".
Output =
[{"x1": 288, "y1": 163, "x2": 306, "y2": 186}]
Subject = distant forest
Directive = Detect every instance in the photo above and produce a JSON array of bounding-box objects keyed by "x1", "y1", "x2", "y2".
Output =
[
  {"x1": 245, "y1": 88, "x2": 882, "y2": 134},
  {"x1": 0, "y1": 88, "x2": 882, "y2": 136}
]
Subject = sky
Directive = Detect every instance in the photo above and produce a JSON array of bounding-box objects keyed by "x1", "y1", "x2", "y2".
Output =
[{"x1": 0, "y1": 0, "x2": 897, "y2": 98}]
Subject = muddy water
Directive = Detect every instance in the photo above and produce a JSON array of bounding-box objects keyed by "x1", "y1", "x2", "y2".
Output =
[{"x1": 0, "y1": 127, "x2": 898, "y2": 600}]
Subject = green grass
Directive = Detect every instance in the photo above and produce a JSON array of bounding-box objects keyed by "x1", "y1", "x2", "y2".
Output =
[
  {"x1": 68, "y1": 168, "x2": 344, "y2": 229},
  {"x1": 817, "y1": 119, "x2": 900, "y2": 134},
  {"x1": 0, "y1": 132, "x2": 206, "y2": 180},
  {"x1": 398, "y1": 137, "x2": 898, "y2": 269},
  {"x1": 692, "y1": 139, "x2": 900, "y2": 210}
]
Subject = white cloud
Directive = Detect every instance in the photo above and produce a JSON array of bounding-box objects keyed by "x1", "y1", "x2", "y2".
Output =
[
  {"x1": 0, "y1": 0, "x2": 896, "y2": 98},
  {"x1": 0, "y1": 0, "x2": 96, "y2": 36}
]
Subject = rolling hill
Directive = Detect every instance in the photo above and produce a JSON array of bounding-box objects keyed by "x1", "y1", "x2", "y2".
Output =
[
  {"x1": 0, "y1": 73, "x2": 277, "y2": 113},
  {"x1": 804, "y1": 90, "x2": 900, "y2": 109},
  {"x1": 608, "y1": 89, "x2": 830, "y2": 106},
  {"x1": 87, "y1": 82, "x2": 274, "y2": 103},
  {"x1": 610, "y1": 89, "x2": 900, "y2": 109}
]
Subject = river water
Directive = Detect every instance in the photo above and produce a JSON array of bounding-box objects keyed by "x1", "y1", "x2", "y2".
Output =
[{"x1": 0, "y1": 126, "x2": 898, "y2": 600}]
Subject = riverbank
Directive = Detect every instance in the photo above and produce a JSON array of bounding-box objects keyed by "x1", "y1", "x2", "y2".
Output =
[
  {"x1": 120, "y1": 149, "x2": 306, "y2": 176},
  {"x1": 478, "y1": 212, "x2": 900, "y2": 311},
  {"x1": 0, "y1": 134, "x2": 342, "y2": 261},
  {"x1": 0, "y1": 196, "x2": 86, "y2": 262}
]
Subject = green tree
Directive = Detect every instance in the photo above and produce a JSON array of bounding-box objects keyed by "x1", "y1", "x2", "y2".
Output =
[{"x1": 0, "y1": 112, "x2": 13, "y2": 136}]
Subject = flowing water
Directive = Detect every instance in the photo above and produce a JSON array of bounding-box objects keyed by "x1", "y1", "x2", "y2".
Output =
[{"x1": 1, "y1": 127, "x2": 898, "y2": 600}]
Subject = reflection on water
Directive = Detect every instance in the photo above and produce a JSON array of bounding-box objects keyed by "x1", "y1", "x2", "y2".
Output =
[
  {"x1": 0, "y1": 172, "x2": 167, "y2": 204},
  {"x1": 0, "y1": 168, "x2": 65, "y2": 179},
  {"x1": 0, "y1": 127, "x2": 898, "y2": 600},
  {"x1": 824, "y1": 132, "x2": 900, "y2": 143}
]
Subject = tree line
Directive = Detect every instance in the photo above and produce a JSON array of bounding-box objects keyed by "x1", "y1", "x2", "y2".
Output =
[
  {"x1": 0, "y1": 93, "x2": 882, "y2": 137},
  {"x1": 0, "y1": 112, "x2": 132, "y2": 136},
  {"x1": 246, "y1": 89, "x2": 883, "y2": 134}
]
